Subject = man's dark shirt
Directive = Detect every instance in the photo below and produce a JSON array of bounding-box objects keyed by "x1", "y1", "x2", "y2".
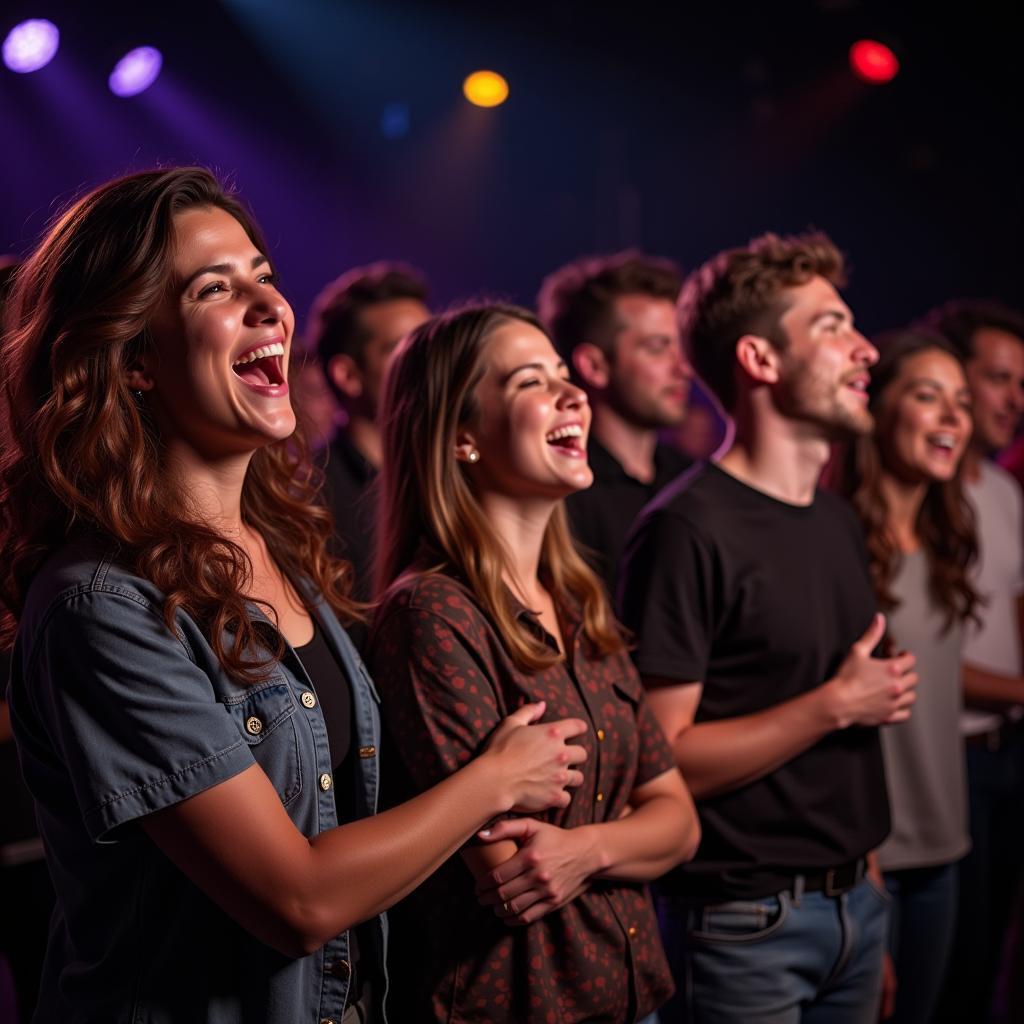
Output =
[
  {"x1": 321, "y1": 431, "x2": 377, "y2": 604},
  {"x1": 565, "y1": 436, "x2": 691, "y2": 593},
  {"x1": 619, "y1": 462, "x2": 890, "y2": 903}
]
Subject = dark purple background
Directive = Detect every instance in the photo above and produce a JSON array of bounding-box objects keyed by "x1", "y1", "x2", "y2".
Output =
[{"x1": 2, "y1": 0, "x2": 1021, "y2": 335}]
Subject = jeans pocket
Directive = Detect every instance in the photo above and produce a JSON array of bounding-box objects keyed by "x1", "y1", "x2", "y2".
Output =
[
  {"x1": 690, "y1": 892, "x2": 790, "y2": 943},
  {"x1": 863, "y1": 877, "x2": 893, "y2": 906}
]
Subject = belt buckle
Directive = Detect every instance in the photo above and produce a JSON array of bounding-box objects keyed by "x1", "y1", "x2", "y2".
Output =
[{"x1": 824, "y1": 867, "x2": 850, "y2": 897}]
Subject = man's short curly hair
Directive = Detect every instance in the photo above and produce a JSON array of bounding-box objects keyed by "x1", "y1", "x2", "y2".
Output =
[{"x1": 678, "y1": 232, "x2": 846, "y2": 412}]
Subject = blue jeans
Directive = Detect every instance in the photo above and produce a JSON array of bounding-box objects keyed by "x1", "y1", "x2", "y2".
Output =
[
  {"x1": 938, "y1": 735, "x2": 1024, "y2": 1024},
  {"x1": 883, "y1": 863, "x2": 958, "y2": 1024},
  {"x1": 656, "y1": 878, "x2": 890, "y2": 1022}
]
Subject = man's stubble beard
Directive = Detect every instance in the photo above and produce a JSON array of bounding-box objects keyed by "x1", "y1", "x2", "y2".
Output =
[{"x1": 776, "y1": 354, "x2": 874, "y2": 439}]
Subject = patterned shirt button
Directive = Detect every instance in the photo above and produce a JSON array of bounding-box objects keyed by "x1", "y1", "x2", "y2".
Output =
[
  {"x1": 245, "y1": 716, "x2": 263, "y2": 736},
  {"x1": 319, "y1": 773, "x2": 333, "y2": 792},
  {"x1": 301, "y1": 691, "x2": 317, "y2": 709},
  {"x1": 628, "y1": 925, "x2": 638, "y2": 938},
  {"x1": 596, "y1": 728, "x2": 606, "y2": 742},
  {"x1": 596, "y1": 791, "x2": 604, "y2": 802}
]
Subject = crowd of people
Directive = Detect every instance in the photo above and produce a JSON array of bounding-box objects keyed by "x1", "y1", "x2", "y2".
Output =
[{"x1": 0, "y1": 166, "x2": 1022, "y2": 1024}]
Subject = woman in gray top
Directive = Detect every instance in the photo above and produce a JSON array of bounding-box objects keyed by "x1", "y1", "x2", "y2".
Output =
[{"x1": 832, "y1": 328, "x2": 979, "y2": 1024}]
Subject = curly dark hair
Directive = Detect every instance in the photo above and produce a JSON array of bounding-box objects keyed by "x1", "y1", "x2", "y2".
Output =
[{"x1": 0, "y1": 167, "x2": 359, "y2": 679}]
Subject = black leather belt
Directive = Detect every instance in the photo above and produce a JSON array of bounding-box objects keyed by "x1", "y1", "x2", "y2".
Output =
[{"x1": 794, "y1": 859, "x2": 866, "y2": 896}]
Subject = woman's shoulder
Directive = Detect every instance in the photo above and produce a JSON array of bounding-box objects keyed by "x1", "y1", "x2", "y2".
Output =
[
  {"x1": 373, "y1": 569, "x2": 489, "y2": 637},
  {"x1": 24, "y1": 535, "x2": 161, "y2": 623}
]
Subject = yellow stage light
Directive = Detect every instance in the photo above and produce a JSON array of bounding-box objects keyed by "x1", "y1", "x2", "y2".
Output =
[{"x1": 463, "y1": 70, "x2": 509, "y2": 108}]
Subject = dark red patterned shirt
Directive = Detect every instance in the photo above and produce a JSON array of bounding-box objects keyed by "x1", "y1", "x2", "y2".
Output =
[{"x1": 368, "y1": 571, "x2": 676, "y2": 1023}]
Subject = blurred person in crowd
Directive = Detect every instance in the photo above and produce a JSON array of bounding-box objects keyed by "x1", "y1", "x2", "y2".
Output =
[
  {"x1": 369, "y1": 304, "x2": 700, "y2": 1023},
  {"x1": 0, "y1": 168, "x2": 587, "y2": 1023},
  {"x1": 0, "y1": 256, "x2": 56, "y2": 1023},
  {"x1": 309, "y1": 262, "x2": 430, "y2": 599},
  {"x1": 668, "y1": 382, "x2": 731, "y2": 461},
  {"x1": 831, "y1": 329, "x2": 978, "y2": 1023},
  {"x1": 923, "y1": 300, "x2": 1024, "y2": 1024},
  {"x1": 538, "y1": 252, "x2": 693, "y2": 592},
  {"x1": 289, "y1": 349, "x2": 341, "y2": 450},
  {"x1": 620, "y1": 232, "x2": 917, "y2": 1023}
]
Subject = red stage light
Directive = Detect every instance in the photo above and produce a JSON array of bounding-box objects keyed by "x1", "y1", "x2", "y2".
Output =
[{"x1": 849, "y1": 40, "x2": 899, "y2": 85}]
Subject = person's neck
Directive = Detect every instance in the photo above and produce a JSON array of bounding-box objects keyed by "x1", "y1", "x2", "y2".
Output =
[
  {"x1": 476, "y1": 491, "x2": 555, "y2": 607},
  {"x1": 344, "y1": 413, "x2": 382, "y2": 469},
  {"x1": 164, "y1": 442, "x2": 253, "y2": 540},
  {"x1": 962, "y1": 444, "x2": 986, "y2": 485},
  {"x1": 591, "y1": 403, "x2": 658, "y2": 484},
  {"x1": 716, "y1": 403, "x2": 830, "y2": 506},
  {"x1": 879, "y1": 472, "x2": 927, "y2": 553}
]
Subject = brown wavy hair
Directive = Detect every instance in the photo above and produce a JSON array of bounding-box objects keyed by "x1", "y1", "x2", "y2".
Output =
[
  {"x1": 376, "y1": 304, "x2": 625, "y2": 670},
  {"x1": 828, "y1": 328, "x2": 979, "y2": 630},
  {"x1": 678, "y1": 231, "x2": 845, "y2": 413},
  {"x1": 0, "y1": 167, "x2": 358, "y2": 680}
]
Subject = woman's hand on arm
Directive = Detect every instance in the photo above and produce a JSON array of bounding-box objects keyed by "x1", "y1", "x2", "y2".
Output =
[
  {"x1": 473, "y1": 817, "x2": 599, "y2": 926},
  {"x1": 474, "y1": 766, "x2": 698, "y2": 926},
  {"x1": 142, "y1": 701, "x2": 587, "y2": 958}
]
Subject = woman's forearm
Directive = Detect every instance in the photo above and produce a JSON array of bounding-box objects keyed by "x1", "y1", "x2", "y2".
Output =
[{"x1": 585, "y1": 787, "x2": 699, "y2": 882}]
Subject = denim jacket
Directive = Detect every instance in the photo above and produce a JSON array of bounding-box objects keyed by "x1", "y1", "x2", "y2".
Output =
[{"x1": 8, "y1": 536, "x2": 389, "y2": 1023}]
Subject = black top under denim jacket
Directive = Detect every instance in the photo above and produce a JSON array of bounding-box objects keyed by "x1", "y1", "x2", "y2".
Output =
[{"x1": 7, "y1": 535, "x2": 389, "y2": 1023}]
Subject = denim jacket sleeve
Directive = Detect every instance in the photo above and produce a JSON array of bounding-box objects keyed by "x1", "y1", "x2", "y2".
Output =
[{"x1": 22, "y1": 587, "x2": 256, "y2": 842}]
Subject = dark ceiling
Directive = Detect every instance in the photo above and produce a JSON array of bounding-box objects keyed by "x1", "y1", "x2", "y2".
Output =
[{"x1": 2, "y1": 0, "x2": 1021, "y2": 333}]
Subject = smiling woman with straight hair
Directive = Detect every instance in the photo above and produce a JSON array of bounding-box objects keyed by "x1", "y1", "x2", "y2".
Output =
[
  {"x1": 0, "y1": 168, "x2": 588, "y2": 1023},
  {"x1": 370, "y1": 303, "x2": 700, "y2": 1024}
]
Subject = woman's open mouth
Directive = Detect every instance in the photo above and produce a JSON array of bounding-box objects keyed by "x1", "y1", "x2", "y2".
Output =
[
  {"x1": 545, "y1": 423, "x2": 586, "y2": 457},
  {"x1": 231, "y1": 341, "x2": 289, "y2": 396}
]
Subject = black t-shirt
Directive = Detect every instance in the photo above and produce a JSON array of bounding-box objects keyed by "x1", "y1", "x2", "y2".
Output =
[
  {"x1": 565, "y1": 437, "x2": 691, "y2": 593},
  {"x1": 619, "y1": 462, "x2": 890, "y2": 902},
  {"x1": 322, "y1": 431, "x2": 377, "y2": 604}
]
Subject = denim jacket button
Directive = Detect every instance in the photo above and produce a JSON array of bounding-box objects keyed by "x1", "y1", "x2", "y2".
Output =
[
  {"x1": 320, "y1": 1018, "x2": 337, "y2": 1024},
  {"x1": 301, "y1": 691, "x2": 317, "y2": 709},
  {"x1": 245, "y1": 716, "x2": 263, "y2": 736},
  {"x1": 330, "y1": 958, "x2": 351, "y2": 979},
  {"x1": 358, "y1": 745, "x2": 376, "y2": 759},
  {"x1": 319, "y1": 773, "x2": 333, "y2": 792}
]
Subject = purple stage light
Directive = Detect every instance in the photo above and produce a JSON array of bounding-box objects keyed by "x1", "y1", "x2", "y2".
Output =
[
  {"x1": 3, "y1": 19, "x2": 60, "y2": 74},
  {"x1": 109, "y1": 46, "x2": 162, "y2": 97}
]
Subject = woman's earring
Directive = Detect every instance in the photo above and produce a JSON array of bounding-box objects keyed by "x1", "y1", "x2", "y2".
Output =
[{"x1": 467, "y1": 449, "x2": 480, "y2": 463}]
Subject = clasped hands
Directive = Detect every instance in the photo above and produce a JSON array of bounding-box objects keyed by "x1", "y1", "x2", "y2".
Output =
[{"x1": 474, "y1": 817, "x2": 598, "y2": 926}]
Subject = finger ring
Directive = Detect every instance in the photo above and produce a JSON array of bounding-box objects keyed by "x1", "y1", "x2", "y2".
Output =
[{"x1": 502, "y1": 901, "x2": 511, "y2": 913}]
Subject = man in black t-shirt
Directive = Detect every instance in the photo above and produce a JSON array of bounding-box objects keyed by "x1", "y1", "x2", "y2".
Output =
[
  {"x1": 620, "y1": 232, "x2": 918, "y2": 1023},
  {"x1": 537, "y1": 252, "x2": 698, "y2": 592},
  {"x1": 308, "y1": 263, "x2": 430, "y2": 602}
]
